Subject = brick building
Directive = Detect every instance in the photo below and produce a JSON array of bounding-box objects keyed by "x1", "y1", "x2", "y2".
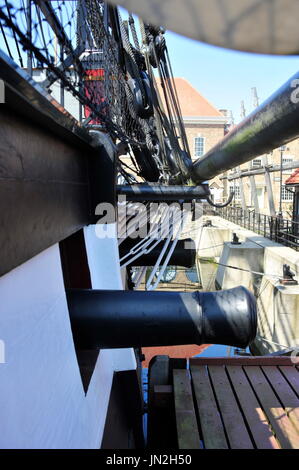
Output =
[
  {"x1": 161, "y1": 78, "x2": 227, "y2": 161},
  {"x1": 167, "y1": 80, "x2": 299, "y2": 217},
  {"x1": 156, "y1": 78, "x2": 228, "y2": 202},
  {"x1": 223, "y1": 142, "x2": 299, "y2": 217}
]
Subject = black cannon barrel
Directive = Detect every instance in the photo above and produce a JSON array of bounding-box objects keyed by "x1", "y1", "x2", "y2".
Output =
[
  {"x1": 117, "y1": 183, "x2": 210, "y2": 201},
  {"x1": 191, "y1": 71, "x2": 299, "y2": 182},
  {"x1": 120, "y1": 238, "x2": 196, "y2": 267},
  {"x1": 66, "y1": 287, "x2": 257, "y2": 349}
]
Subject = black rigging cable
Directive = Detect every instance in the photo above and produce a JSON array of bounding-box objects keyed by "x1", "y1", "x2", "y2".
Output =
[
  {"x1": 0, "y1": 2, "x2": 218, "y2": 192},
  {"x1": 165, "y1": 48, "x2": 190, "y2": 155},
  {"x1": 35, "y1": 4, "x2": 49, "y2": 61},
  {"x1": 4, "y1": 0, "x2": 24, "y2": 67},
  {"x1": 0, "y1": 19, "x2": 13, "y2": 59},
  {"x1": 128, "y1": 13, "x2": 140, "y2": 51}
]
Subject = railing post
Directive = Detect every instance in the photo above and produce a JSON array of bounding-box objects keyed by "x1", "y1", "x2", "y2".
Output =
[
  {"x1": 272, "y1": 216, "x2": 276, "y2": 241},
  {"x1": 264, "y1": 215, "x2": 266, "y2": 238}
]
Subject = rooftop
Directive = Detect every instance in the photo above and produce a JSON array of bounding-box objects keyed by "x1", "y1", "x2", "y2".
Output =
[
  {"x1": 285, "y1": 168, "x2": 299, "y2": 185},
  {"x1": 155, "y1": 77, "x2": 225, "y2": 119}
]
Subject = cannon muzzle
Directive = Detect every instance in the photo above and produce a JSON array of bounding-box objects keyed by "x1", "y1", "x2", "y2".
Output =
[{"x1": 66, "y1": 286, "x2": 257, "y2": 349}]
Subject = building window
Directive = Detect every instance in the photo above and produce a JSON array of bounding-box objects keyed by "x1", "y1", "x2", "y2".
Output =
[
  {"x1": 281, "y1": 185, "x2": 293, "y2": 201},
  {"x1": 229, "y1": 184, "x2": 241, "y2": 200},
  {"x1": 194, "y1": 137, "x2": 205, "y2": 158},
  {"x1": 282, "y1": 157, "x2": 293, "y2": 174},
  {"x1": 252, "y1": 158, "x2": 262, "y2": 168}
]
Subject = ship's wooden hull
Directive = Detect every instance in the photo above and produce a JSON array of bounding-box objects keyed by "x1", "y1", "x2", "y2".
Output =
[{"x1": 0, "y1": 224, "x2": 142, "y2": 448}]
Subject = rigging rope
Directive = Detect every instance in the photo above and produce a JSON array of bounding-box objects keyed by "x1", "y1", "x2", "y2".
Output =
[{"x1": 0, "y1": 1, "x2": 197, "y2": 186}]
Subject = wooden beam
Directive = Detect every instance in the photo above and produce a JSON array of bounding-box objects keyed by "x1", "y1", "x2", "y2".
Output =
[
  {"x1": 173, "y1": 369, "x2": 201, "y2": 449},
  {"x1": 147, "y1": 356, "x2": 176, "y2": 449},
  {"x1": 239, "y1": 177, "x2": 247, "y2": 210},
  {"x1": 249, "y1": 175, "x2": 259, "y2": 212},
  {"x1": 0, "y1": 55, "x2": 117, "y2": 276},
  {"x1": 278, "y1": 366, "x2": 299, "y2": 396},
  {"x1": 226, "y1": 366, "x2": 279, "y2": 449},
  {"x1": 191, "y1": 365, "x2": 228, "y2": 449},
  {"x1": 153, "y1": 385, "x2": 173, "y2": 408},
  {"x1": 0, "y1": 106, "x2": 92, "y2": 277},
  {"x1": 245, "y1": 366, "x2": 299, "y2": 449},
  {"x1": 261, "y1": 366, "x2": 299, "y2": 431},
  {"x1": 207, "y1": 365, "x2": 253, "y2": 448},
  {"x1": 261, "y1": 154, "x2": 276, "y2": 216},
  {"x1": 190, "y1": 356, "x2": 299, "y2": 366}
]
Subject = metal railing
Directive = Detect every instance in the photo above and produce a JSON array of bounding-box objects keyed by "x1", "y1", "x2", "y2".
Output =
[{"x1": 217, "y1": 206, "x2": 299, "y2": 251}]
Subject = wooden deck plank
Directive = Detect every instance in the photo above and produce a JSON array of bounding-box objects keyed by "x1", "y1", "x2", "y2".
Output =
[
  {"x1": 173, "y1": 369, "x2": 201, "y2": 449},
  {"x1": 226, "y1": 366, "x2": 279, "y2": 449},
  {"x1": 190, "y1": 365, "x2": 228, "y2": 449},
  {"x1": 208, "y1": 366, "x2": 254, "y2": 449},
  {"x1": 278, "y1": 366, "x2": 299, "y2": 398},
  {"x1": 190, "y1": 357, "x2": 299, "y2": 366},
  {"x1": 244, "y1": 366, "x2": 299, "y2": 449},
  {"x1": 261, "y1": 366, "x2": 299, "y2": 433}
]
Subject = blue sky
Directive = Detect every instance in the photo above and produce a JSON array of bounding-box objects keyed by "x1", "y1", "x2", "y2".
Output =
[{"x1": 165, "y1": 30, "x2": 299, "y2": 123}]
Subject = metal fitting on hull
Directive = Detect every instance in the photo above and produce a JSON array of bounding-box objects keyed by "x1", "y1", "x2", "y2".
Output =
[{"x1": 117, "y1": 183, "x2": 210, "y2": 201}]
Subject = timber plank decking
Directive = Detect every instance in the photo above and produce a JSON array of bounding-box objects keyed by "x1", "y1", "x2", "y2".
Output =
[
  {"x1": 191, "y1": 366, "x2": 228, "y2": 449},
  {"x1": 226, "y1": 365, "x2": 279, "y2": 449},
  {"x1": 207, "y1": 365, "x2": 254, "y2": 449},
  {"x1": 148, "y1": 356, "x2": 299, "y2": 449},
  {"x1": 173, "y1": 370, "x2": 201, "y2": 449}
]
